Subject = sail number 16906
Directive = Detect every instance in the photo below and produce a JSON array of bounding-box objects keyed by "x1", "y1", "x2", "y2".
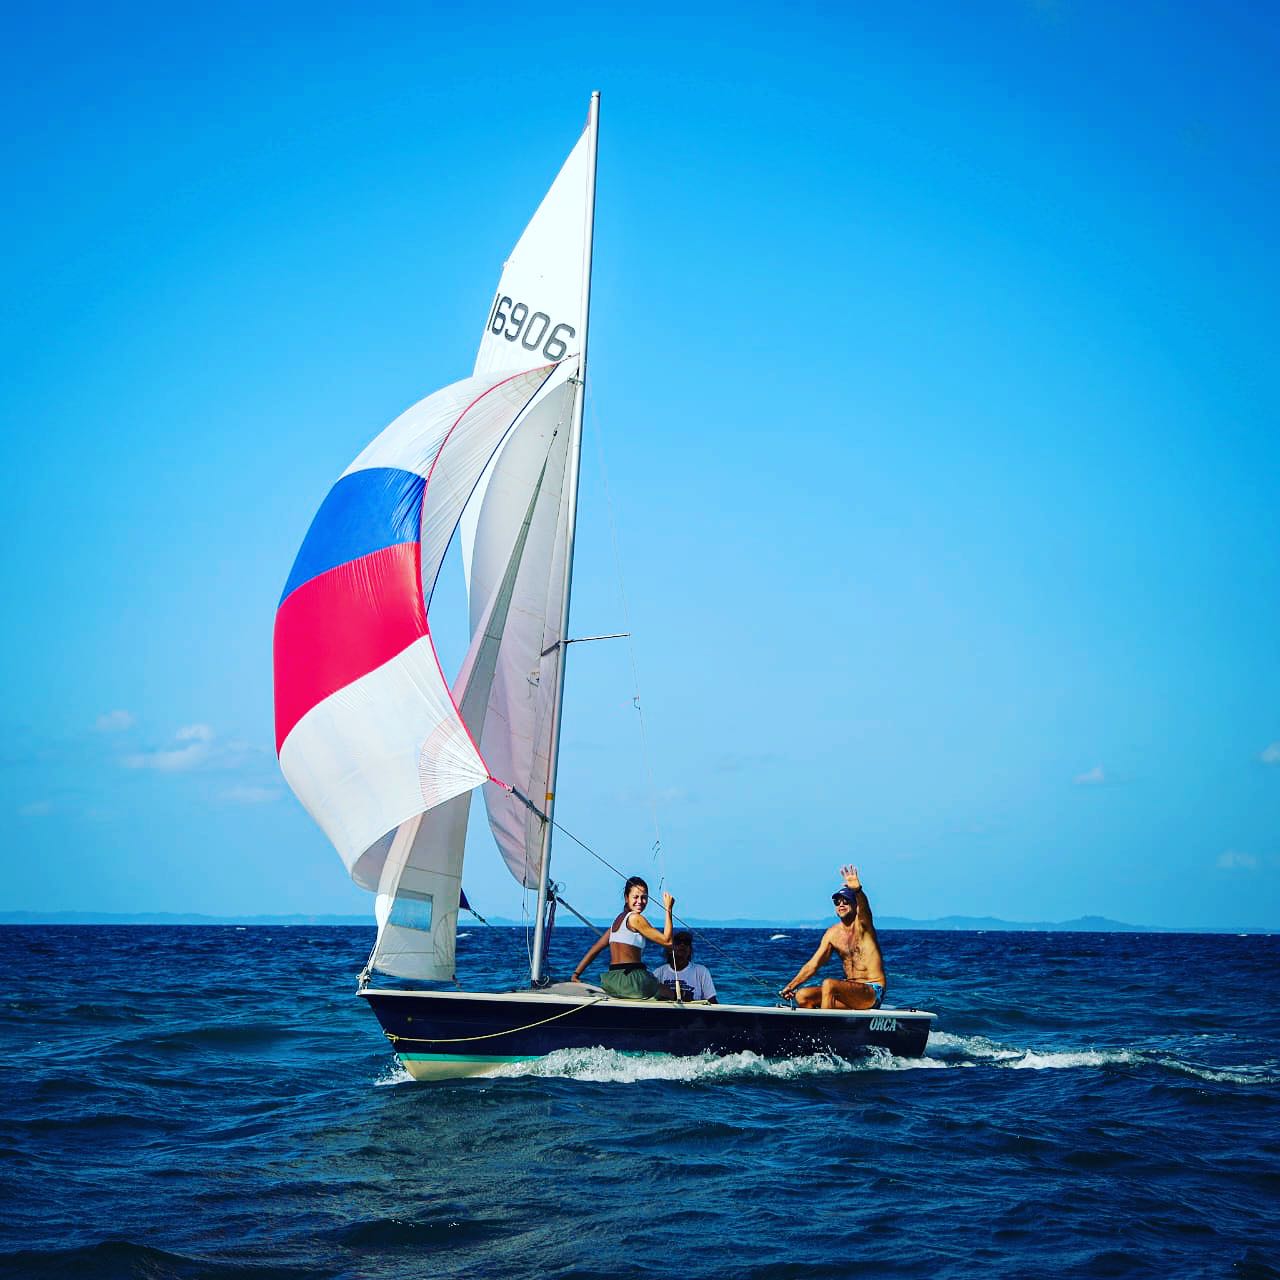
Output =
[{"x1": 486, "y1": 293, "x2": 576, "y2": 362}]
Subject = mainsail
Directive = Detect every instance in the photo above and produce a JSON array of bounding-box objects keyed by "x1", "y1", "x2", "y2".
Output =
[
  {"x1": 462, "y1": 107, "x2": 597, "y2": 916},
  {"x1": 276, "y1": 99, "x2": 599, "y2": 984}
]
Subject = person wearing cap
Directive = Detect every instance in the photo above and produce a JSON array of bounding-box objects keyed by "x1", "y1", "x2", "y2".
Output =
[
  {"x1": 780, "y1": 864, "x2": 886, "y2": 1009},
  {"x1": 653, "y1": 931, "x2": 718, "y2": 1003}
]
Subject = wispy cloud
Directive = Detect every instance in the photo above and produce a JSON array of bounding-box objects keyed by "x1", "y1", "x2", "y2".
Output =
[
  {"x1": 220, "y1": 785, "x2": 282, "y2": 804},
  {"x1": 94, "y1": 710, "x2": 135, "y2": 733},
  {"x1": 1073, "y1": 765, "x2": 1106, "y2": 786},
  {"x1": 17, "y1": 800, "x2": 53, "y2": 817},
  {"x1": 712, "y1": 751, "x2": 780, "y2": 774},
  {"x1": 122, "y1": 723, "x2": 216, "y2": 772},
  {"x1": 1260, "y1": 742, "x2": 1280, "y2": 765},
  {"x1": 1216, "y1": 850, "x2": 1258, "y2": 871},
  {"x1": 613, "y1": 784, "x2": 694, "y2": 807}
]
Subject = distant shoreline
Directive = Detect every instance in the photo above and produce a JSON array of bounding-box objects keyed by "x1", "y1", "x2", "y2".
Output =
[{"x1": 0, "y1": 911, "x2": 1271, "y2": 934}]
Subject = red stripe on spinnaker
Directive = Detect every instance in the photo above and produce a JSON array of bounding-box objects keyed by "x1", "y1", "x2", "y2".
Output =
[{"x1": 273, "y1": 541, "x2": 426, "y2": 753}]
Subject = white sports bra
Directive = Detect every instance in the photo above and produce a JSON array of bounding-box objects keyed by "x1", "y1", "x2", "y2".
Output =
[{"x1": 608, "y1": 910, "x2": 645, "y2": 950}]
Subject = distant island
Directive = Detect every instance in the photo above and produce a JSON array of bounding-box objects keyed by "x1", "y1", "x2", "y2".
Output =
[{"x1": 0, "y1": 910, "x2": 1270, "y2": 933}]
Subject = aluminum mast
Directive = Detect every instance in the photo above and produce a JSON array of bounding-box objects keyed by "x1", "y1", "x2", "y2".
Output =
[{"x1": 529, "y1": 90, "x2": 599, "y2": 984}]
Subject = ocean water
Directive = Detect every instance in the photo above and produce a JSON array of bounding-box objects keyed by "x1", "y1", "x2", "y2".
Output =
[{"x1": 2, "y1": 925, "x2": 1277, "y2": 1279}]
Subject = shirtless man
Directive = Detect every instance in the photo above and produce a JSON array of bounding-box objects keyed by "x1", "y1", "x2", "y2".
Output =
[{"x1": 780, "y1": 865, "x2": 886, "y2": 1010}]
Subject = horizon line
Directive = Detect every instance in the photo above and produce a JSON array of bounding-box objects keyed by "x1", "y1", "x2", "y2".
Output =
[{"x1": 1, "y1": 910, "x2": 1273, "y2": 934}]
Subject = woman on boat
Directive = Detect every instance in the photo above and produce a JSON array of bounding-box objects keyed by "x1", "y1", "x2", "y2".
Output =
[{"x1": 570, "y1": 876, "x2": 676, "y2": 999}]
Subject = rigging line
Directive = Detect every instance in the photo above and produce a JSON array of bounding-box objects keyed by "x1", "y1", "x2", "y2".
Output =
[
  {"x1": 383, "y1": 996, "x2": 608, "y2": 1045},
  {"x1": 549, "y1": 890, "x2": 597, "y2": 932},
  {"x1": 545, "y1": 807, "x2": 778, "y2": 996},
  {"x1": 462, "y1": 903, "x2": 494, "y2": 928},
  {"x1": 586, "y1": 379, "x2": 667, "y2": 892},
  {"x1": 662, "y1": 921, "x2": 782, "y2": 997},
  {"x1": 523, "y1": 883, "x2": 535, "y2": 973},
  {"x1": 500, "y1": 786, "x2": 778, "y2": 996}
]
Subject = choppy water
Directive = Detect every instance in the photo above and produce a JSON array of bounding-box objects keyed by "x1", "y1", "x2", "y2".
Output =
[{"x1": 2, "y1": 925, "x2": 1277, "y2": 1278}]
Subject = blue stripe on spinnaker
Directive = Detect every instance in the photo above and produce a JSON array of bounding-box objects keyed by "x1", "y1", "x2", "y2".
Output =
[{"x1": 280, "y1": 467, "x2": 426, "y2": 604}]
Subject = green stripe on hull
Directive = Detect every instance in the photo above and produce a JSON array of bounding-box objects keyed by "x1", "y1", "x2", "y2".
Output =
[
  {"x1": 398, "y1": 1051, "x2": 535, "y2": 1081},
  {"x1": 399, "y1": 1052, "x2": 532, "y2": 1064},
  {"x1": 398, "y1": 1047, "x2": 686, "y2": 1082}
]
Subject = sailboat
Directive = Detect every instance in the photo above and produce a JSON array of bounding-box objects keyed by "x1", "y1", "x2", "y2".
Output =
[{"x1": 274, "y1": 93, "x2": 935, "y2": 1080}]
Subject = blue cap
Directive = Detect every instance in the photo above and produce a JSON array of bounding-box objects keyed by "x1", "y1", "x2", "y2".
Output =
[{"x1": 832, "y1": 888, "x2": 858, "y2": 905}]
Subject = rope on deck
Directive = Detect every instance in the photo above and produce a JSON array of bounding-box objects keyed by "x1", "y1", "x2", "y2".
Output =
[{"x1": 383, "y1": 996, "x2": 609, "y2": 1045}]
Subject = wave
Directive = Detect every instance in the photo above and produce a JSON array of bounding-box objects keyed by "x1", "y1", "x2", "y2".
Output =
[
  {"x1": 1008, "y1": 1047, "x2": 1146, "y2": 1071},
  {"x1": 1151, "y1": 1056, "x2": 1280, "y2": 1085},
  {"x1": 371, "y1": 1030, "x2": 1279, "y2": 1087},
  {"x1": 20, "y1": 1111, "x2": 161, "y2": 1137},
  {"x1": 374, "y1": 1045, "x2": 949, "y2": 1085},
  {"x1": 373, "y1": 1058, "x2": 414, "y2": 1087},
  {"x1": 5, "y1": 1000, "x2": 137, "y2": 1025},
  {"x1": 928, "y1": 1030, "x2": 1024, "y2": 1061},
  {"x1": 326, "y1": 1216, "x2": 504, "y2": 1247},
  {"x1": 131, "y1": 1022, "x2": 304, "y2": 1052},
  {"x1": 927, "y1": 1031, "x2": 1280, "y2": 1082},
  {"x1": 492, "y1": 1045, "x2": 950, "y2": 1082},
  {"x1": 0, "y1": 1239, "x2": 330, "y2": 1279}
]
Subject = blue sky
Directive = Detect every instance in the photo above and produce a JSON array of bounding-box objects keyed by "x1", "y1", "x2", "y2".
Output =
[{"x1": 2, "y1": 2, "x2": 1276, "y2": 929}]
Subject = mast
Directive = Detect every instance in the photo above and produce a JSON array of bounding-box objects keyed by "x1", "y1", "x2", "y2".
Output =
[{"x1": 529, "y1": 91, "x2": 600, "y2": 983}]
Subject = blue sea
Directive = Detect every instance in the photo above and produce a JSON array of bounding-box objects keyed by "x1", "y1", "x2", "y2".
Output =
[{"x1": 2, "y1": 925, "x2": 1277, "y2": 1279}]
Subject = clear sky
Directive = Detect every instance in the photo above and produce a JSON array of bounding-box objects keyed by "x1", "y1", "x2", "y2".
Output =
[{"x1": 3, "y1": 2, "x2": 1276, "y2": 930}]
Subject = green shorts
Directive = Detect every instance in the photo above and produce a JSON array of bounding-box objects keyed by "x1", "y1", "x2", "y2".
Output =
[{"x1": 600, "y1": 965, "x2": 662, "y2": 999}]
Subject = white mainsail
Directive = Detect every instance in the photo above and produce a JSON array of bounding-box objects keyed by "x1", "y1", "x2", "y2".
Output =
[
  {"x1": 471, "y1": 124, "x2": 591, "y2": 381},
  {"x1": 461, "y1": 108, "x2": 592, "y2": 594}
]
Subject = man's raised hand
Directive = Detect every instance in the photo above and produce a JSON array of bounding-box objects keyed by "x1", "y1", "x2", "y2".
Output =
[{"x1": 841, "y1": 864, "x2": 861, "y2": 890}]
